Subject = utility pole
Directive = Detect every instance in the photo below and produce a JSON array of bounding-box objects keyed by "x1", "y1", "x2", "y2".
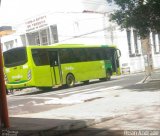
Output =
[
  {"x1": 0, "y1": 0, "x2": 10, "y2": 128},
  {"x1": 0, "y1": 36, "x2": 10, "y2": 128}
]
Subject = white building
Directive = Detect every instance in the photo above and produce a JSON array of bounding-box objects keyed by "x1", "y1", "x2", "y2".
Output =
[{"x1": 1, "y1": 12, "x2": 160, "y2": 74}]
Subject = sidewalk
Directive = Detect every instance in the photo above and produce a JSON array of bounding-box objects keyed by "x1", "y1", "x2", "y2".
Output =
[{"x1": 3, "y1": 72, "x2": 160, "y2": 136}]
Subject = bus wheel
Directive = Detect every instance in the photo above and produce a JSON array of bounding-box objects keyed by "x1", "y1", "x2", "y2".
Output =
[{"x1": 66, "y1": 74, "x2": 75, "y2": 87}]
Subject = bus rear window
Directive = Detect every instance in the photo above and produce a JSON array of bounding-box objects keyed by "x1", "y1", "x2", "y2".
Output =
[{"x1": 3, "y1": 47, "x2": 27, "y2": 68}]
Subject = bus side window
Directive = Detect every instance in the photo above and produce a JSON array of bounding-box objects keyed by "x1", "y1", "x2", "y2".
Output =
[
  {"x1": 32, "y1": 49, "x2": 49, "y2": 66},
  {"x1": 48, "y1": 51, "x2": 58, "y2": 66},
  {"x1": 89, "y1": 48, "x2": 101, "y2": 61},
  {"x1": 105, "y1": 49, "x2": 111, "y2": 60},
  {"x1": 60, "y1": 49, "x2": 69, "y2": 63},
  {"x1": 74, "y1": 48, "x2": 87, "y2": 62},
  {"x1": 69, "y1": 49, "x2": 78, "y2": 62},
  {"x1": 77, "y1": 49, "x2": 87, "y2": 62},
  {"x1": 100, "y1": 48, "x2": 107, "y2": 60}
]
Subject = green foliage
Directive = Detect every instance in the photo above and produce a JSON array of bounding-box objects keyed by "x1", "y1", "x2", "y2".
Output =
[{"x1": 107, "y1": 0, "x2": 160, "y2": 38}]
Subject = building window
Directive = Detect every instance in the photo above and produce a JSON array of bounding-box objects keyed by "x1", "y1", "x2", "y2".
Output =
[
  {"x1": 26, "y1": 32, "x2": 39, "y2": 45},
  {"x1": 133, "y1": 30, "x2": 139, "y2": 55},
  {"x1": 20, "y1": 34, "x2": 27, "y2": 46},
  {"x1": 152, "y1": 32, "x2": 159, "y2": 54},
  {"x1": 50, "y1": 25, "x2": 59, "y2": 44},
  {"x1": 42, "y1": 36, "x2": 48, "y2": 45},
  {"x1": 158, "y1": 33, "x2": 160, "y2": 52},
  {"x1": 40, "y1": 29, "x2": 50, "y2": 45},
  {"x1": 127, "y1": 29, "x2": 132, "y2": 56},
  {"x1": 35, "y1": 36, "x2": 40, "y2": 45},
  {"x1": 4, "y1": 41, "x2": 14, "y2": 50},
  {"x1": 25, "y1": 28, "x2": 50, "y2": 46},
  {"x1": 152, "y1": 32, "x2": 156, "y2": 53},
  {"x1": 127, "y1": 29, "x2": 141, "y2": 57}
]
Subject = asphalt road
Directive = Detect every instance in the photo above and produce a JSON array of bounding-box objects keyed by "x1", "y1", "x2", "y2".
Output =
[
  {"x1": 7, "y1": 73, "x2": 144, "y2": 116},
  {"x1": 6, "y1": 71, "x2": 160, "y2": 136}
]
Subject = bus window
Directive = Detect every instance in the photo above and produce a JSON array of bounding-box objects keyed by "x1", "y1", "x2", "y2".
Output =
[
  {"x1": 60, "y1": 49, "x2": 72, "y2": 64},
  {"x1": 86, "y1": 48, "x2": 102, "y2": 61},
  {"x1": 85, "y1": 48, "x2": 95, "y2": 61},
  {"x1": 32, "y1": 49, "x2": 49, "y2": 66},
  {"x1": 3, "y1": 47, "x2": 27, "y2": 68},
  {"x1": 48, "y1": 51, "x2": 59, "y2": 66},
  {"x1": 60, "y1": 48, "x2": 87, "y2": 63},
  {"x1": 73, "y1": 48, "x2": 87, "y2": 62}
]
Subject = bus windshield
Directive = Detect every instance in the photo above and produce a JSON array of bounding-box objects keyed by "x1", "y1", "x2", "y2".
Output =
[{"x1": 3, "y1": 47, "x2": 27, "y2": 68}]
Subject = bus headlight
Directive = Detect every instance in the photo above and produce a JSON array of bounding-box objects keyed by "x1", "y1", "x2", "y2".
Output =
[{"x1": 28, "y1": 70, "x2": 32, "y2": 80}]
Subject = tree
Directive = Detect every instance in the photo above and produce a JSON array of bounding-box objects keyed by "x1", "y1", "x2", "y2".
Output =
[{"x1": 107, "y1": 0, "x2": 160, "y2": 81}]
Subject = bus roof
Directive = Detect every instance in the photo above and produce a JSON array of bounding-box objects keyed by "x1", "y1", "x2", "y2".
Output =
[{"x1": 26, "y1": 44, "x2": 117, "y2": 49}]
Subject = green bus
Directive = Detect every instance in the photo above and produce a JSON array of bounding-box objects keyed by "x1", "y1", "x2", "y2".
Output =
[{"x1": 3, "y1": 44, "x2": 121, "y2": 90}]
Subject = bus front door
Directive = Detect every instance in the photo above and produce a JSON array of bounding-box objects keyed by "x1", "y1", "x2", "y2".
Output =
[{"x1": 49, "y1": 51, "x2": 62, "y2": 85}]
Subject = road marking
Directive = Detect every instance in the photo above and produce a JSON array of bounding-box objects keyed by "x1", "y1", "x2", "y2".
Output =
[
  {"x1": 35, "y1": 86, "x2": 104, "y2": 96},
  {"x1": 10, "y1": 86, "x2": 122, "y2": 100},
  {"x1": 36, "y1": 85, "x2": 122, "y2": 97},
  {"x1": 17, "y1": 86, "x2": 122, "y2": 105},
  {"x1": 9, "y1": 85, "x2": 131, "y2": 109},
  {"x1": 32, "y1": 78, "x2": 126, "y2": 97},
  {"x1": 9, "y1": 104, "x2": 24, "y2": 109},
  {"x1": 57, "y1": 86, "x2": 121, "y2": 96}
]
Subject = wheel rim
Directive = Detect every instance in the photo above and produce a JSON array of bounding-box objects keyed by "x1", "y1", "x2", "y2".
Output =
[{"x1": 67, "y1": 74, "x2": 75, "y2": 87}]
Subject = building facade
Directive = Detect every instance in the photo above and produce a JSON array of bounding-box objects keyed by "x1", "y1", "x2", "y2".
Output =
[{"x1": 1, "y1": 12, "x2": 160, "y2": 74}]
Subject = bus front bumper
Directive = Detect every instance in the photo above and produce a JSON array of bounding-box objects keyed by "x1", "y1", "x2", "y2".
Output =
[{"x1": 6, "y1": 81, "x2": 34, "y2": 90}]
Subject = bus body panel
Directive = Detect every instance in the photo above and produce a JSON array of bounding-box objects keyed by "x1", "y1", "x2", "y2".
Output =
[
  {"x1": 61, "y1": 61, "x2": 106, "y2": 83},
  {"x1": 5, "y1": 63, "x2": 34, "y2": 89},
  {"x1": 3, "y1": 44, "x2": 121, "y2": 90},
  {"x1": 4, "y1": 47, "x2": 35, "y2": 89},
  {"x1": 32, "y1": 66, "x2": 53, "y2": 87}
]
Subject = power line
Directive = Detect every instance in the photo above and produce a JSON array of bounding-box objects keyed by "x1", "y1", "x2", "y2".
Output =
[{"x1": 60, "y1": 27, "x2": 109, "y2": 42}]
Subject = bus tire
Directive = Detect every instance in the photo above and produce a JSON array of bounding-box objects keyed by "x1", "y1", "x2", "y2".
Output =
[{"x1": 66, "y1": 74, "x2": 75, "y2": 87}]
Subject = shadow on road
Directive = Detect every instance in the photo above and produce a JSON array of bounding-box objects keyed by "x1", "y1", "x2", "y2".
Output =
[
  {"x1": 122, "y1": 80, "x2": 160, "y2": 92},
  {"x1": 65, "y1": 129, "x2": 124, "y2": 136},
  {"x1": 6, "y1": 117, "x2": 123, "y2": 136}
]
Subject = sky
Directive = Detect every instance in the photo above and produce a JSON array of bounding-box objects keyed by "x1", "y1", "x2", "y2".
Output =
[
  {"x1": 0, "y1": 0, "x2": 113, "y2": 26},
  {"x1": 0, "y1": 0, "x2": 82, "y2": 25}
]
